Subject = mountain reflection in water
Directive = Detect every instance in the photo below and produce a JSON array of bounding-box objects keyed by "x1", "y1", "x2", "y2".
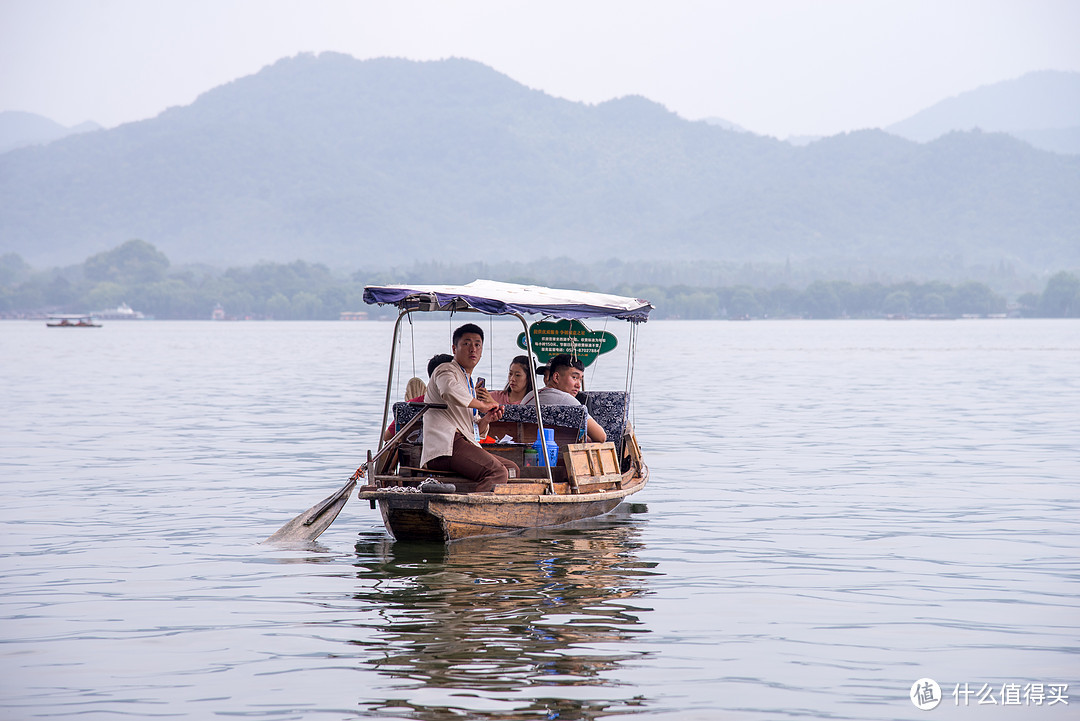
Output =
[{"x1": 351, "y1": 504, "x2": 658, "y2": 720}]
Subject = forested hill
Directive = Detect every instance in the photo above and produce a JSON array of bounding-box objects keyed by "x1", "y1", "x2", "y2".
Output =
[
  {"x1": 886, "y1": 70, "x2": 1080, "y2": 153},
  {"x1": 2, "y1": 52, "x2": 1078, "y2": 272}
]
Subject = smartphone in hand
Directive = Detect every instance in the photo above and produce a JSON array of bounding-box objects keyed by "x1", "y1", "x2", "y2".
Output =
[{"x1": 476, "y1": 377, "x2": 486, "y2": 389}]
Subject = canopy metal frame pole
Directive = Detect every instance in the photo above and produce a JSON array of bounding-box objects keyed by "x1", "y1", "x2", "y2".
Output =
[
  {"x1": 377, "y1": 308, "x2": 420, "y2": 454},
  {"x1": 515, "y1": 312, "x2": 555, "y2": 494}
]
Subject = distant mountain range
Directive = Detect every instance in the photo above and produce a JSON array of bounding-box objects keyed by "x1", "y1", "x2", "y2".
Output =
[
  {"x1": 1, "y1": 53, "x2": 1077, "y2": 273},
  {"x1": 0, "y1": 111, "x2": 102, "y2": 154},
  {"x1": 886, "y1": 70, "x2": 1080, "y2": 154}
]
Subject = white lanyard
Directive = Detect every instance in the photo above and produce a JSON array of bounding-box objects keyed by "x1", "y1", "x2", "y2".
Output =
[{"x1": 457, "y1": 363, "x2": 481, "y2": 441}]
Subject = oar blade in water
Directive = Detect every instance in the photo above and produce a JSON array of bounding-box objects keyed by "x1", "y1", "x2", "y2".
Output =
[{"x1": 262, "y1": 478, "x2": 357, "y2": 544}]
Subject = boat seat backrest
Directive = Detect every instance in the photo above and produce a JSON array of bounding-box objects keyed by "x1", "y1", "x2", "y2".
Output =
[
  {"x1": 393, "y1": 402, "x2": 588, "y2": 443},
  {"x1": 584, "y1": 391, "x2": 629, "y2": 452},
  {"x1": 499, "y1": 404, "x2": 588, "y2": 441},
  {"x1": 392, "y1": 402, "x2": 425, "y2": 435}
]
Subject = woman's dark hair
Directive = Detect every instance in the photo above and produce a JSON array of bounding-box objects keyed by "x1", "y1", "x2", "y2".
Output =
[{"x1": 503, "y1": 355, "x2": 535, "y2": 395}]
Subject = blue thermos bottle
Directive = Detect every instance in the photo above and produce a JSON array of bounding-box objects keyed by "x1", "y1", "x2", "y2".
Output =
[{"x1": 532, "y1": 428, "x2": 559, "y2": 466}]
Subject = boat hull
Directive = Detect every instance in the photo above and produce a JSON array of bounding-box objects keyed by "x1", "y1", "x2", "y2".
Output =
[{"x1": 361, "y1": 470, "x2": 647, "y2": 542}]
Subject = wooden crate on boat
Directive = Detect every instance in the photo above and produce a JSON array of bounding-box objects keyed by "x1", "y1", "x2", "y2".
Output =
[{"x1": 565, "y1": 442, "x2": 622, "y2": 493}]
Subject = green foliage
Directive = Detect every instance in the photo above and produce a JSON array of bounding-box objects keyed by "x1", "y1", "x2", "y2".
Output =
[
  {"x1": 950, "y1": 281, "x2": 1007, "y2": 315},
  {"x1": 802, "y1": 281, "x2": 842, "y2": 319},
  {"x1": 84, "y1": 281, "x2": 126, "y2": 310},
  {"x1": 132, "y1": 279, "x2": 203, "y2": 318},
  {"x1": 1016, "y1": 292, "x2": 1040, "y2": 313},
  {"x1": 883, "y1": 291, "x2": 912, "y2": 316},
  {"x1": 5, "y1": 275, "x2": 47, "y2": 310},
  {"x1": 84, "y1": 239, "x2": 170, "y2": 284},
  {"x1": 0, "y1": 253, "x2": 30, "y2": 286},
  {"x1": 290, "y1": 291, "x2": 324, "y2": 320},
  {"x1": 266, "y1": 292, "x2": 291, "y2": 319},
  {"x1": 1, "y1": 240, "x2": 1076, "y2": 320},
  {"x1": 728, "y1": 287, "x2": 763, "y2": 318},
  {"x1": 1037, "y1": 272, "x2": 1080, "y2": 317},
  {"x1": 918, "y1": 293, "x2": 945, "y2": 315}
]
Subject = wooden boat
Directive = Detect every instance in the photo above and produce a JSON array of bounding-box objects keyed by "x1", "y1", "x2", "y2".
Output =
[
  {"x1": 46, "y1": 314, "x2": 101, "y2": 327},
  {"x1": 356, "y1": 280, "x2": 653, "y2": 542}
]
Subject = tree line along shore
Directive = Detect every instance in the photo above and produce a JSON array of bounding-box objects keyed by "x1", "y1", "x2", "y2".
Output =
[{"x1": 2, "y1": 240, "x2": 1078, "y2": 321}]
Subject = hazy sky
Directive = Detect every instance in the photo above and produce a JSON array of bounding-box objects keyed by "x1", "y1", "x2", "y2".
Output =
[{"x1": 1, "y1": 0, "x2": 1078, "y2": 139}]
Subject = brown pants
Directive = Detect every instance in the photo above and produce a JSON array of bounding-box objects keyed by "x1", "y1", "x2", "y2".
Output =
[{"x1": 427, "y1": 432, "x2": 519, "y2": 492}]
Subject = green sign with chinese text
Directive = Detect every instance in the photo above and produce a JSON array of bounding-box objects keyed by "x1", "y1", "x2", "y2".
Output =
[{"x1": 516, "y1": 319, "x2": 618, "y2": 367}]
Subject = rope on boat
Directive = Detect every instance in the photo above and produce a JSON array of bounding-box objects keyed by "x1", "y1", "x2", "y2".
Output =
[{"x1": 384, "y1": 484, "x2": 422, "y2": 494}]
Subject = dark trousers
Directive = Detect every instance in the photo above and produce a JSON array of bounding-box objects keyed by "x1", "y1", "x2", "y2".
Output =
[{"x1": 427, "y1": 432, "x2": 519, "y2": 492}]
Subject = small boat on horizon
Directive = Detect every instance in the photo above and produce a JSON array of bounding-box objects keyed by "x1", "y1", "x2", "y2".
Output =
[{"x1": 46, "y1": 314, "x2": 101, "y2": 328}]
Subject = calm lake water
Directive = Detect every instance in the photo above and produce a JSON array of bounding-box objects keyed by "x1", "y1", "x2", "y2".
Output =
[{"x1": 2, "y1": 318, "x2": 1078, "y2": 720}]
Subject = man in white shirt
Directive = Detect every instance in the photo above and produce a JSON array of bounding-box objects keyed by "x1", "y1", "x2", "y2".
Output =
[
  {"x1": 520, "y1": 354, "x2": 607, "y2": 443},
  {"x1": 422, "y1": 323, "x2": 518, "y2": 491}
]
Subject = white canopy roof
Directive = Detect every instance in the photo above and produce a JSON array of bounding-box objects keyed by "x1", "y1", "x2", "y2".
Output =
[{"x1": 364, "y1": 279, "x2": 652, "y2": 323}]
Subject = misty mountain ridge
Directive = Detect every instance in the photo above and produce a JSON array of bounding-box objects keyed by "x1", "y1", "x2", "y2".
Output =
[
  {"x1": 712, "y1": 71, "x2": 1078, "y2": 152},
  {"x1": 0, "y1": 111, "x2": 102, "y2": 154},
  {"x1": 886, "y1": 70, "x2": 1080, "y2": 154},
  {"x1": 701, "y1": 117, "x2": 752, "y2": 134},
  {"x1": 1, "y1": 53, "x2": 1077, "y2": 274}
]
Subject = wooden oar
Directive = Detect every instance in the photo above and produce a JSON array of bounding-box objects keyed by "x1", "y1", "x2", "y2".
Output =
[{"x1": 261, "y1": 403, "x2": 444, "y2": 543}]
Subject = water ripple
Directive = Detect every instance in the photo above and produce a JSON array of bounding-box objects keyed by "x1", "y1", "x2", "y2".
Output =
[{"x1": 1, "y1": 319, "x2": 1078, "y2": 719}]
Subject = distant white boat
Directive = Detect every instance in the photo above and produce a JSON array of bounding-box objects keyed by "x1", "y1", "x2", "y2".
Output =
[{"x1": 92, "y1": 303, "x2": 150, "y2": 320}]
